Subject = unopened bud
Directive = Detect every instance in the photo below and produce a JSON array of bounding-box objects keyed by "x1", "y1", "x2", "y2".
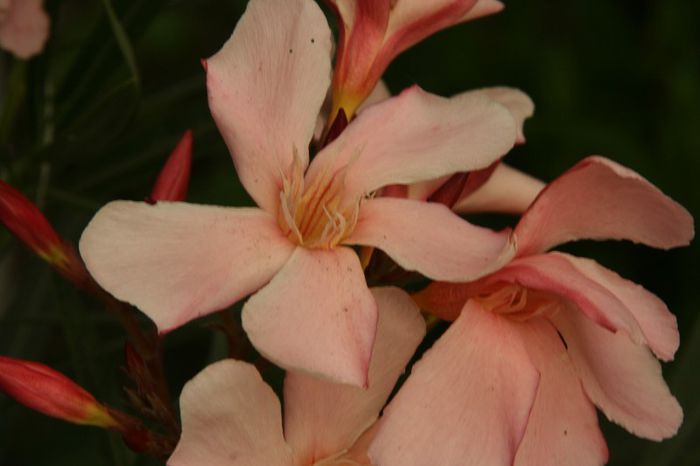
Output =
[
  {"x1": 0, "y1": 356, "x2": 119, "y2": 428},
  {"x1": 149, "y1": 130, "x2": 193, "y2": 202},
  {"x1": 0, "y1": 180, "x2": 92, "y2": 288}
]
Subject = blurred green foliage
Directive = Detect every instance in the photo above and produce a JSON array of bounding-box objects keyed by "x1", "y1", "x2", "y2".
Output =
[{"x1": 0, "y1": 0, "x2": 698, "y2": 464}]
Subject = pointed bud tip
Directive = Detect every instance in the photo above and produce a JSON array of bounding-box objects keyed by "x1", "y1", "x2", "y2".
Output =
[
  {"x1": 0, "y1": 356, "x2": 119, "y2": 428},
  {"x1": 150, "y1": 130, "x2": 194, "y2": 202}
]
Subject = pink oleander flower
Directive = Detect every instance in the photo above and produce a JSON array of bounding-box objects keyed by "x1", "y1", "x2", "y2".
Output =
[
  {"x1": 0, "y1": 0, "x2": 49, "y2": 59},
  {"x1": 370, "y1": 156, "x2": 694, "y2": 466},
  {"x1": 80, "y1": 0, "x2": 520, "y2": 386},
  {"x1": 0, "y1": 180, "x2": 92, "y2": 288},
  {"x1": 327, "y1": 0, "x2": 504, "y2": 121},
  {"x1": 149, "y1": 129, "x2": 194, "y2": 203},
  {"x1": 168, "y1": 288, "x2": 425, "y2": 466}
]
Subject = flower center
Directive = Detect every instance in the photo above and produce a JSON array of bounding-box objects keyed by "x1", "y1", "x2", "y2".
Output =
[
  {"x1": 473, "y1": 283, "x2": 555, "y2": 322},
  {"x1": 277, "y1": 153, "x2": 360, "y2": 249}
]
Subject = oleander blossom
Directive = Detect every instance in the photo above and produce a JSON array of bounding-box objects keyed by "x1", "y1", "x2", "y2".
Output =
[
  {"x1": 370, "y1": 156, "x2": 694, "y2": 466},
  {"x1": 168, "y1": 288, "x2": 425, "y2": 466},
  {"x1": 80, "y1": 0, "x2": 521, "y2": 386},
  {"x1": 0, "y1": 0, "x2": 49, "y2": 59}
]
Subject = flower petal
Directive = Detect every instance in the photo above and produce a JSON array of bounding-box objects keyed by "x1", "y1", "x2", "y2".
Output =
[
  {"x1": 346, "y1": 197, "x2": 515, "y2": 281},
  {"x1": 550, "y1": 304, "x2": 683, "y2": 440},
  {"x1": 469, "y1": 87, "x2": 534, "y2": 144},
  {"x1": 555, "y1": 252, "x2": 679, "y2": 361},
  {"x1": 460, "y1": 0, "x2": 505, "y2": 21},
  {"x1": 369, "y1": 300, "x2": 539, "y2": 466},
  {"x1": 169, "y1": 360, "x2": 293, "y2": 466},
  {"x1": 205, "y1": 0, "x2": 332, "y2": 212},
  {"x1": 311, "y1": 86, "x2": 517, "y2": 201},
  {"x1": 513, "y1": 319, "x2": 608, "y2": 466},
  {"x1": 483, "y1": 253, "x2": 646, "y2": 346},
  {"x1": 283, "y1": 287, "x2": 424, "y2": 465},
  {"x1": 80, "y1": 201, "x2": 294, "y2": 332},
  {"x1": 453, "y1": 163, "x2": 545, "y2": 214},
  {"x1": 385, "y1": 0, "x2": 483, "y2": 56},
  {"x1": 0, "y1": 0, "x2": 49, "y2": 59},
  {"x1": 515, "y1": 156, "x2": 695, "y2": 256},
  {"x1": 242, "y1": 246, "x2": 377, "y2": 386}
]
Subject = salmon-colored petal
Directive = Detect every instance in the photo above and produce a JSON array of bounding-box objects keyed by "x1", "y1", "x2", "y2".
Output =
[
  {"x1": 412, "y1": 281, "x2": 471, "y2": 321},
  {"x1": 550, "y1": 304, "x2": 683, "y2": 441},
  {"x1": 513, "y1": 319, "x2": 608, "y2": 466},
  {"x1": 242, "y1": 247, "x2": 377, "y2": 387},
  {"x1": 283, "y1": 287, "x2": 424, "y2": 464},
  {"x1": 454, "y1": 163, "x2": 545, "y2": 214},
  {"x1": 346, "y1": 197, "x2": 515, "y2": 281},
  {"x1": 385, "y1": 0, "x2": 481, "y2": 56},
  {"x1": 169, "y1": 360, "x2": 293, "y2": 466},
  {"x1": 79, "y1": 201, "x2": 294, "y2": 333},
  {"x1": 327, "y1": 0, "x2": 391, "y2": 117},
  {"x1": 0, "y1": 0, "x2": 49, "y2": 59},
  {"x1": 369, "y1": 300, "x2": 539, "y2": 466},
  {"x1": 311, "y1": 86, "x2": 517, "y2": 201},
  {"x1": 485, "y1": 253, "x2": 646, "y2": 346},
  {"x1": 515, "y1": 156, "x2": 695, "y2": 256},
  {"x1": 205, "y1": 0, "x2": 332, "y2": 213},
  {"x1": 555, "y1": 252, "x2": 679, "y2": 361}
]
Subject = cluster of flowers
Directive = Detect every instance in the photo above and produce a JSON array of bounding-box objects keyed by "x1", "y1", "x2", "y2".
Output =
[{"x1": 0, "y1": 0, "x2": 694, "y2": 465}]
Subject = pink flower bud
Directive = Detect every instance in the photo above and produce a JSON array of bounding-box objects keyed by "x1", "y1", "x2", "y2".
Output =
[
  {"x1": 0, "y1": 180, "x2": 92, "y2": 287},
  {"x1": 0, "y1": 0, "x2": 50, "y2": 59},
  {"x1": 0, "y1": 356, "x2": 120, "y2": 428},
  {"x1": 149, "y1": 130, "x2": 193, "y2": 202}
]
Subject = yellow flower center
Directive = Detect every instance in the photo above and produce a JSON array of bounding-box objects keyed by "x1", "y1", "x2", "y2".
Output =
[{"x1": 277, "y1": 153, "x2": 360, "y2": 249}]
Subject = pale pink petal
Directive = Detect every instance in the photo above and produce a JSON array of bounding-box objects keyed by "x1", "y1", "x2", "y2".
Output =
[
  {"x1": 515, "y1": 156, "x2": 695, "y2": 256},
  {"x1": 556, "y1": 252, "x2": 679, "y2": 361},
  {"x1": 484, "y1": 253, "x2": 646, "y2": 346},
  {"x1": 205, "y1": 0, "x2": 332, "y2": 213},
  {"x1": 0, "y1": 0, "x2": 49, "y2": 59},
  {"x1": 242, "y1": 247, "x2": 377, "y2": 387},
  {"x1": 460, "y1": 0, "x2": 505, "y2": 21},
  {"x1": 283, "y1": 287, "x2": 424, "y2": 465},
  {"x1": 463, "y1": 86, "x2": 534, "y2": 144},
  {"x1": 79, "y1": 201, "x2": 294, "y2": 333},
  {"x1": 386, "y1": 87, "x2": 532, "y2": 203},
  {"x1": 310, "y1": 86, "x2": 517, "y2": 200},
  {"x1": 346, "y1": 197, "x2": 515, "y2": 281},
  {"x1": 550, "y1": 304, "x2": 683, "y2": 440},
  {"x1": 169, "y1": 360, "x2": 293, "y2": 466},
  {"x1": 404, "y1": 175, "x2": 449, "y2": 201},
  {"x1": 454, "y1": 163, "x2": 545, "y2": 214},
  {"x1": 369, "y1": 300, "x2": 539, "y2": 466},
  {"x1": 513, "y1": 318, "x2": 608, "y2": 466},
  {"x1": 358, "y1": 79, "x2": 392, "y2": 111}
]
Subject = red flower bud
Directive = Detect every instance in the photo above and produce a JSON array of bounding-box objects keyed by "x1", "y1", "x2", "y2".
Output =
[
  {"x1": 0, "y1": 180, "x2": 92, "y2": 288},
  {"x1": 0, "y1": 356, "x2": 120, "y2": 428},
  {"x1": 149, "y1": 130, "x2": 193, "y2": 202}
]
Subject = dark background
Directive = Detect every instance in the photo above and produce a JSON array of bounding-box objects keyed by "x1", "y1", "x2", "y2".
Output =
[{"x1": 0, "y1": 0, "x2": 698, "y2": 464}]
